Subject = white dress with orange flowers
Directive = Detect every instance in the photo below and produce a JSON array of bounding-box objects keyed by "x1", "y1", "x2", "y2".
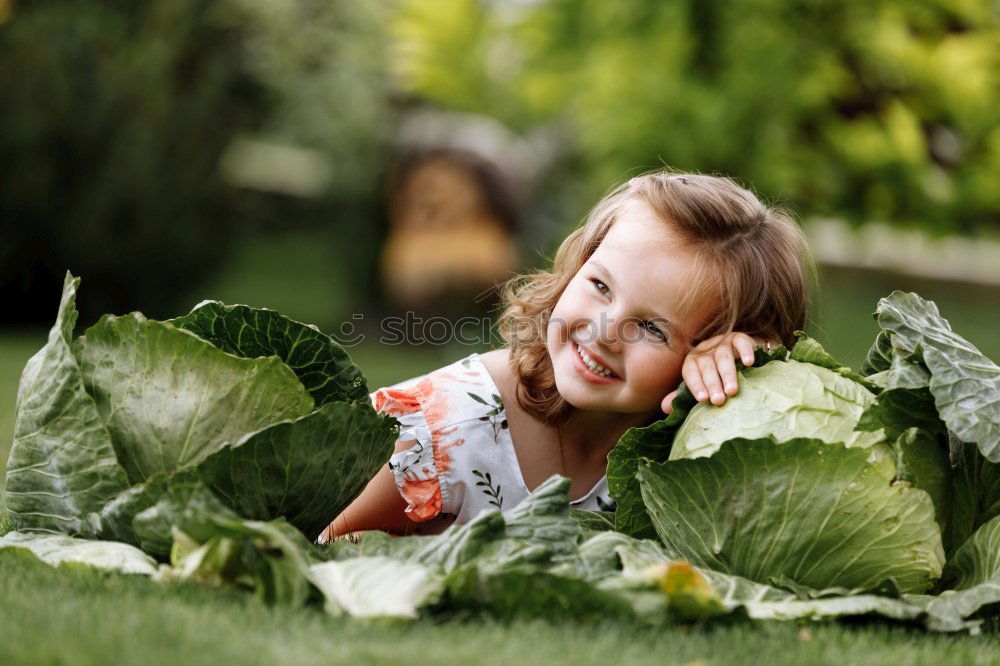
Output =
[{"x1": 369, "y1": 353, "x2": 612, "y2": 526}]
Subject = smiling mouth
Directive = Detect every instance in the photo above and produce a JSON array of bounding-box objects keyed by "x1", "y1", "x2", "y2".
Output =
[{"x1": 574, "y1": 342, "x2": 621, "y2": 379}]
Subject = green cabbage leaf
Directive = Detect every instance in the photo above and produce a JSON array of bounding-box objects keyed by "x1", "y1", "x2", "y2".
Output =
[{"x1": 4, "y1": 272, "x2": 397, "y2": 551}]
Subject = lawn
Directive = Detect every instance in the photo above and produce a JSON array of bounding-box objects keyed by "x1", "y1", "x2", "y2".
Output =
[
  {"x1": 3, "y1": 547, "x2": 1000, "y2": 666},
  {"x1": 2, "y1": 235, "x2": 1000, "y2": 664}
]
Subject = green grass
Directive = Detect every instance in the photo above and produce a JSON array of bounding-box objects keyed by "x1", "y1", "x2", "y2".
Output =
[
  {"x1": 191, "y1": 232, "x2": 353, "y2": 332},
  {"x1": 2, "y1": 550, "x2": 999, "y2": 666}
]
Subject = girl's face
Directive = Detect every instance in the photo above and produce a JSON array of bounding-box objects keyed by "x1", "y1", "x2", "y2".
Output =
[{"x1": 546, "y1": 198, "x2": 715, "y2": 415}]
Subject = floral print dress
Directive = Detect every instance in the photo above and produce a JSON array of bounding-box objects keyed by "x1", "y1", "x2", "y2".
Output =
[{"x1": 370, "y1": 353, "x2": 613, "y2": 526}]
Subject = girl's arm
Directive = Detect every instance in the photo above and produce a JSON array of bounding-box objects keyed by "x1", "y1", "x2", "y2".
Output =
[
  {"x1": 662, "y1": 332, "x2": 772, "y2": 414},
  {"x1": 318, "y1": 438, "x2": 422, "y2": 542}
]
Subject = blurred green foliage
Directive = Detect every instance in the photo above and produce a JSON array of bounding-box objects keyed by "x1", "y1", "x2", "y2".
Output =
[
  {"x1": 0, "y1": 0, "x2": 395, "y2": 324},
  {"x1": 390, "y1": 0, "x2": 1000, "y2": 235},
  {"x1": 2, "y1": 0, "x2": 995, "y2": 327}
]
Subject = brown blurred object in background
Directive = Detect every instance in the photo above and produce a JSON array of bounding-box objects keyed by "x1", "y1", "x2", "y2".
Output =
[{"x1": 381, "y1": 147, "x2": 520, "y2": 319}]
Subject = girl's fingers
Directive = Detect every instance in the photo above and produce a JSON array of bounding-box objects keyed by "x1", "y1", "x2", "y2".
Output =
[
  {"x1": 685, "y1": 332, "x2": 773, "y2": 408},
  {"x1": 714, "y1": 343, "x2": 739, "y2": 395},
  {"x1": 682, "y1": 356, "x2": 709, "y2": 403},
  {"x1": 696, "y1": 354, "x2": 726, "y2": 405},
  {"x1": 733, "y1": 334, "x2": 757, "y2": 366}
]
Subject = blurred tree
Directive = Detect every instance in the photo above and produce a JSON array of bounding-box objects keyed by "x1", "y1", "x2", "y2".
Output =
[
  {"x1": 212, "y1": 0, "x2": 398, "y2": 321},
  {"x1": 389, "y1": 0, "x2": 1000, "y2": 237},
  {"x1": 0, "y1": 0, "x2": 396, "y2": 324}
]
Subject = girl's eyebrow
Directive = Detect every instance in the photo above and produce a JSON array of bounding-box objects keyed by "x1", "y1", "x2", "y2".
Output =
[{"x1": 588, "y1": 260, "x2": 683, "y2": 340}]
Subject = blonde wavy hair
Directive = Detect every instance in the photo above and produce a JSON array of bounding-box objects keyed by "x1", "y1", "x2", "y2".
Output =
[{"x1": 496, "y1": 169, "x2": 814, "y2": 425}]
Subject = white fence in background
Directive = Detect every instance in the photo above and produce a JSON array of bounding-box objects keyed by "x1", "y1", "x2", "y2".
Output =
[{"x1": 807, "y1": 218, "x2": 1000, "y2": 287}]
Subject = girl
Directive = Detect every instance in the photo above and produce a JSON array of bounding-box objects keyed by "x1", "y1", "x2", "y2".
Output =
[{"x1": 318, "y1": 169, "x2": 811, "y2": 541}]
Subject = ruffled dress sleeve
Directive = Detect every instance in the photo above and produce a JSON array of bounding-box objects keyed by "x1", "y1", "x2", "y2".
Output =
[{"x1": 369, "y1": 380, "x2": 448, "y2": 522}]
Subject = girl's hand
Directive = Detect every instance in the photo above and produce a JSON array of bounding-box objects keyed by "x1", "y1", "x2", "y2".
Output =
[{"x1": 661, "y1": 333, "x2": 773, "y2": 414}]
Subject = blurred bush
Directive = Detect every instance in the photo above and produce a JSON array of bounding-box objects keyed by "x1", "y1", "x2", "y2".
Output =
[
  {"x1": 0, "y1": 0, "x2": 395, "y2": 324},
  {"x1": 389, "y1": 0, "x2": 1000, "y2": 236}
]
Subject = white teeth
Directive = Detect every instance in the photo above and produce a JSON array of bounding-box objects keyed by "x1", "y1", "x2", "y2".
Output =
[{"x1": 575, "y1": 344, "x2": 617, "y2": 378}]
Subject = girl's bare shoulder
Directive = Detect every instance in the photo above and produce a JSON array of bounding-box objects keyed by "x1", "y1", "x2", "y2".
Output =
[
  {"x1": 478, "y1": 348, "x2": 512, "y2": 383},
  {"x1": 478, "y1": 348, "x2": 527, "y2": 421}
]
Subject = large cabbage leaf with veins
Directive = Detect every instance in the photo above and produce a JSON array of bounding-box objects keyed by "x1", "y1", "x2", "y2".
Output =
[
  {"x1": 4, "y1": 272, "x2": 397, "y2": 545},
  {"x1": 610, "y1": 331, "x2": 955, "y2": 595}
]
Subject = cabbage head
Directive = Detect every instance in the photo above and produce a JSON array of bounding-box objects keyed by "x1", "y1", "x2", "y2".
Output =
[
  {"x1": 669, "y1": 359, "x2": 888, "y2": 460},
  {"x1": 4, "y1": 273, "x2": 398, "y2": 550},
  {"x1": 609, "y1": 334, "x2": 950, "y2": 594}
]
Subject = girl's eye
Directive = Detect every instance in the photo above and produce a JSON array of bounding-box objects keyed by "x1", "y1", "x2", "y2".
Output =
[
  {"x1": 590, "y1": 278, "x2": 669, "y2": 343},
  {"x1": 644, "y1": 321, "x2": 668, "y2": 342}
]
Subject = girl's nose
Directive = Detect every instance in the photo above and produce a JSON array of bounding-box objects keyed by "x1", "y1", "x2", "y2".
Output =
[{"x1": 595, "y1": 309, "x2": 623, "y2": 352}]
